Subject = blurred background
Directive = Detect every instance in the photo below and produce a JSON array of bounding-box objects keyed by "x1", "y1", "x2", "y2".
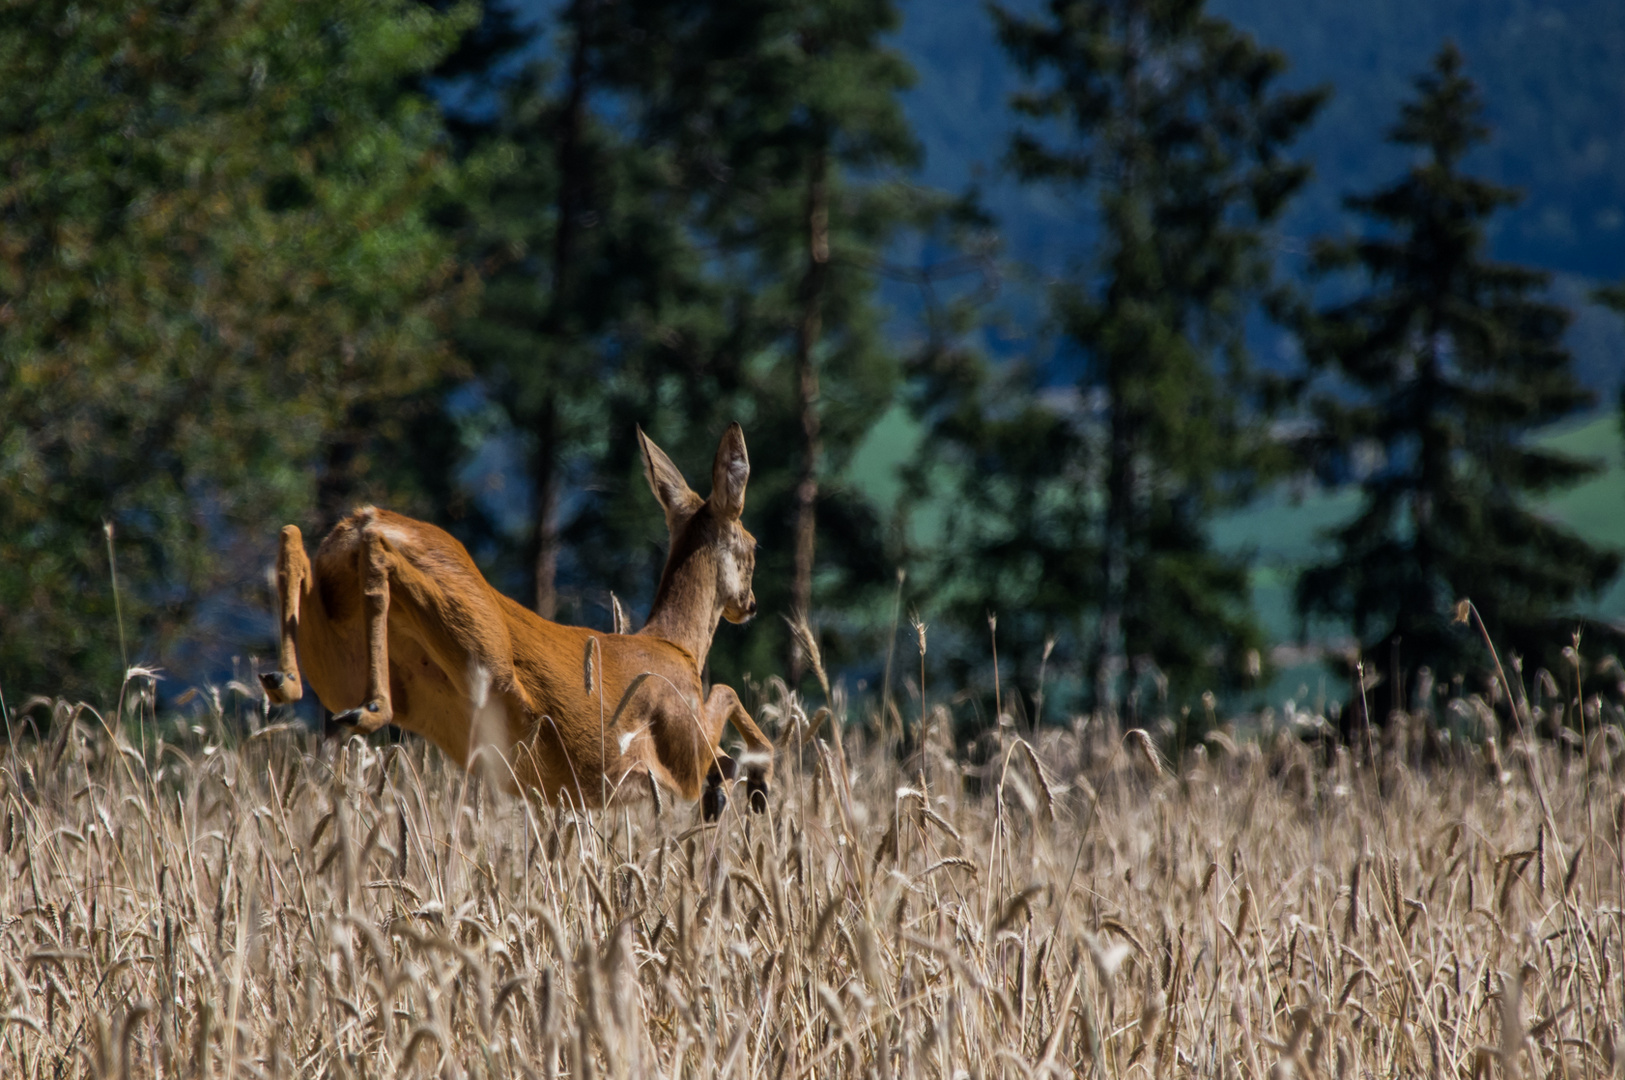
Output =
[{"x1": 3, "y1": 0, "x2": 1622, "y2": 733}]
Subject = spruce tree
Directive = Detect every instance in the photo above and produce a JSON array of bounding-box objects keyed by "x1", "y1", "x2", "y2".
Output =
[
  {"x1": 974, "y1": 0, "x2": 1323, "y2": 712},
  {"x1": 1294, "y1": 45, "x2": 1621, "y2": 701},
  {"x1": 623, "y1": 0, "x2": 925, "y2": 685},
  {"x1": 458, "y1": 0, "x2": 928, "y2": 687},
  {"x1": 453, "y1": 1, "x2": 710, "y2": 618}
]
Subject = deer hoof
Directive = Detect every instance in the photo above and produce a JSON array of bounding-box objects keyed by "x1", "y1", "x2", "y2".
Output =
[
  {"x1": 259, "y1": 670, "x2": 301, "y2": 704},
  {"x1": 747, "y1": 776, "x2": 768, "y2": 814},
  {"x1": 331, "y1": 699, "x2": 389, "y2": 734},
  {"x1": 701, "y1": 783, "x2": 727, "y2": 822}
]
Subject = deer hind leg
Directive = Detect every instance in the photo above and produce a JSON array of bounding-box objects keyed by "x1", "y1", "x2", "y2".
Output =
[
  {"x1": 701, "y1": 751, "x2": 738, "y2": 821},
  {"x1": 260, "y1": 525, "x2": 310, "y2": 705},
  {"x1": 331, "y1": 527, "x2": 394, "y2": 734},
  {"x1": 702, "y1": 684, "x2": 773, "y2": 814},
  {"x1": 604, "y1": 759, "x2": 674, "y2": 817}
]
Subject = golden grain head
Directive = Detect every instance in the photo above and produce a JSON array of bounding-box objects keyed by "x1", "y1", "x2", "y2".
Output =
[
  {"x1": 0, "y1": 669, "x2": 1617, "y2": 1079},
  {"x1": 1126, "y1": 727, "x2": 1165, "y2": 777}
]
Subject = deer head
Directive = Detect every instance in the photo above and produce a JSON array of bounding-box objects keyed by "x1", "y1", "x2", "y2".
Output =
[{"x1": 640, "y1": 423, "x2": 757, "y2": 638}]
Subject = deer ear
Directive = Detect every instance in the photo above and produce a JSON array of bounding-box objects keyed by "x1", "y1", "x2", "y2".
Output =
[
  {"x1": 639, "y1": 426, "x2": 701, "y2": 527},
  {"x1": 709, "y1": 423, "x2": 749, "y2": 521}
]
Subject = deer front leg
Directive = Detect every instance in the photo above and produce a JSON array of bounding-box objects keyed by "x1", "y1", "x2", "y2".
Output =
[
  {"x1": 260, "y1": 525, "x2": 308, "y2": 704},
  {"x1": 332, "y1": 527, "x2": 394, "y2": 734},
  {"x1": 703, "y1": 684, "x2": 773, "y2": 813}
]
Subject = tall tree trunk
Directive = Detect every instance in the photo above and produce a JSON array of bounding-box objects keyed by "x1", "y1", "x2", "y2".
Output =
[
  {"x1": 530, "y1": 0, "x2": 593, "y2": 619},
  {"x1": 530, "y1": 393, "x2": 560, "y2": 619},
  {"x1": 1096, "y1": 384, "x2": 1131, "y2": 726},
  {"x1": 790, "y1": 148, "x2": 830, "y2": 683},
  {"x1": 1095, "y1": 10, "x2": 1143, "y2": 726}
]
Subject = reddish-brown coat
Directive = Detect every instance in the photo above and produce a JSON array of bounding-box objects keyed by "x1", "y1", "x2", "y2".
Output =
[{"x1": 262, "y1": 424, "x2": 772, "y2": 810}]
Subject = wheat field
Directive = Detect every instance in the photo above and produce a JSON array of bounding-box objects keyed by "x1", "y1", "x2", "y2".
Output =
[{"x1": 2, "y1": 671, "x2": 1623, "y2": 1079}]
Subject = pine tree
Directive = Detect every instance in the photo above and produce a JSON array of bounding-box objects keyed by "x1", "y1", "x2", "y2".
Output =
[
  {"x1": 975, "y1": 0, "x2": 1323, "y2": 712},
  {"x1": 0, "y1": 0, "x2": 473, "y2": 698},
  {"x1": 623, "y1": 0, "x2": 926, "y2": 685},
  {"x1": 453, "y1": 0, "x2": 713, "y2": 618},
  {"x1": 1294, "y1": 45, "x2": 1621, "y2": 702},
  {"x1": 456, "y1": 0, "x2": 929, "y2": 686}
]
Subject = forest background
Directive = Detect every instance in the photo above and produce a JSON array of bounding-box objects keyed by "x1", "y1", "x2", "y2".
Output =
[{"x1": 4, "y1": 0, "x2": 1624, "y2": 734}]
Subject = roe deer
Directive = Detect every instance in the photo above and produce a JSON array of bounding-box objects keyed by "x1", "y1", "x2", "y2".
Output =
[{"x1": 259, "y1": 423, "x2": 773, "y2": 818}]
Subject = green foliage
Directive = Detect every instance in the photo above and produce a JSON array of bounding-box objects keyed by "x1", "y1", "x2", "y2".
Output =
[
  {"x1": 9, "y1": 0, "x2": 1618, "y2": 719},
  {"x1": 908, "y1": 0, "x2": 1321, "y2": 712},
  {"x1": 451, "y1": 7, "x2": 711, "y2": 611},
  {"x1": 1292, "y1": 46, "x2": 1622, "y2": 697},
  {"x1": 0, "y1": 0, "x2": 474, "y2": 699},
  {"x1": 1599, "y1": 283, "x2": 1625, "y2": 410}
]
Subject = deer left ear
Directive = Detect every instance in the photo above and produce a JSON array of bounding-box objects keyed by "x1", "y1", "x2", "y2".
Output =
[
  {"x1": 709, "y1": 423, "x2": 749, "y2": 521},
  {"x1": 640, "y1": 426, "x2": 702, "y2": 530}
]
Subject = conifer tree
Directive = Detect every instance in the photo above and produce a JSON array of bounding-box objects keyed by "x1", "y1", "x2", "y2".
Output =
[
  {"x1": 624, "y1": 0, "x2": 925, "y2": 685},
  {"x1": 453, "y1": 0, "x2": 709, "y2": 617},
  {"x1": 1294, "y1": 45, "x2": 1620, "y2": 699},
  {"x1": 459, "y1": 0, "x2": 927, "y2": 687},
  {"x1": 973, "y1": 0, "x2": 1323, "y2": 712}
]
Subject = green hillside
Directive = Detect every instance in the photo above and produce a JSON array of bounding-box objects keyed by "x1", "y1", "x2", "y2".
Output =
[
  {"x1": 1532, "y1": 412, "x2": 1625, "y2": 619},
  {"x1": 847, "y1": 407, "x2": 1625, "y2": 678},
  {"x1": 1207, "y1": 413, "x2": 1625, "y2": 637}
]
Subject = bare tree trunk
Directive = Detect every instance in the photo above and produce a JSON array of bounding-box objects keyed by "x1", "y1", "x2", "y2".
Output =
[
  {"x1": 530, "y1": 0, "x2": 593, "y2": 619},
  {"x1": 531, "y1": 393, "x2": 560, "y2": 619},
  {"x1": 1096, "y1": 388, "x2": 1131, "y2": 729},
  {"x1": 789, "y1": 149, "x2": 830, "y2": 684},
  {"x1": 1095, "y1": 10, "x2": 1142, "y2": 728}
]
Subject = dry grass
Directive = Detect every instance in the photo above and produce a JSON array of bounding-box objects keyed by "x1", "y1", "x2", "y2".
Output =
[{"x1": 3, "y1": 672, "x2": 1625, "y2": 1079}]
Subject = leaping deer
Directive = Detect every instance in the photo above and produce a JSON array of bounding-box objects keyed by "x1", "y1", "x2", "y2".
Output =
[{"x1": 258, "y1": 423, "x2": 773, "y2": 818}]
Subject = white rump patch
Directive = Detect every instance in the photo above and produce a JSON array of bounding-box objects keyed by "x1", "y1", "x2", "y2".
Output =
[{"x1": 372, "y1": 522, "x2": 419, "y2": 551}]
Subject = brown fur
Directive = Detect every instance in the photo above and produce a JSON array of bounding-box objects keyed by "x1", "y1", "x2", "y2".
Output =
[{"x1": 261, "y1": 424, "x2": 773, "y2": 810}]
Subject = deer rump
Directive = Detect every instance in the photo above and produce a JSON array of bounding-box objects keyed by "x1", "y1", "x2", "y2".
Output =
[{"x1": 260, "y1": 424, "x2": 773, "y2": 818}]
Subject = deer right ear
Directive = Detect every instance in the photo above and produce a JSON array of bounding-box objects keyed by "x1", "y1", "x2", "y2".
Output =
[
  {"x1": 709, "y1": 422, "x2": 749, "y2": 520},
  {"x1": 638, "y1": 426, "x2": 701, "y2": 528}
]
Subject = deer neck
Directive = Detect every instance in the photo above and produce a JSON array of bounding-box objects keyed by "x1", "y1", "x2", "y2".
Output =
[{"x1": 641, "y1": 548, "x2": 721, "y2": 671}]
